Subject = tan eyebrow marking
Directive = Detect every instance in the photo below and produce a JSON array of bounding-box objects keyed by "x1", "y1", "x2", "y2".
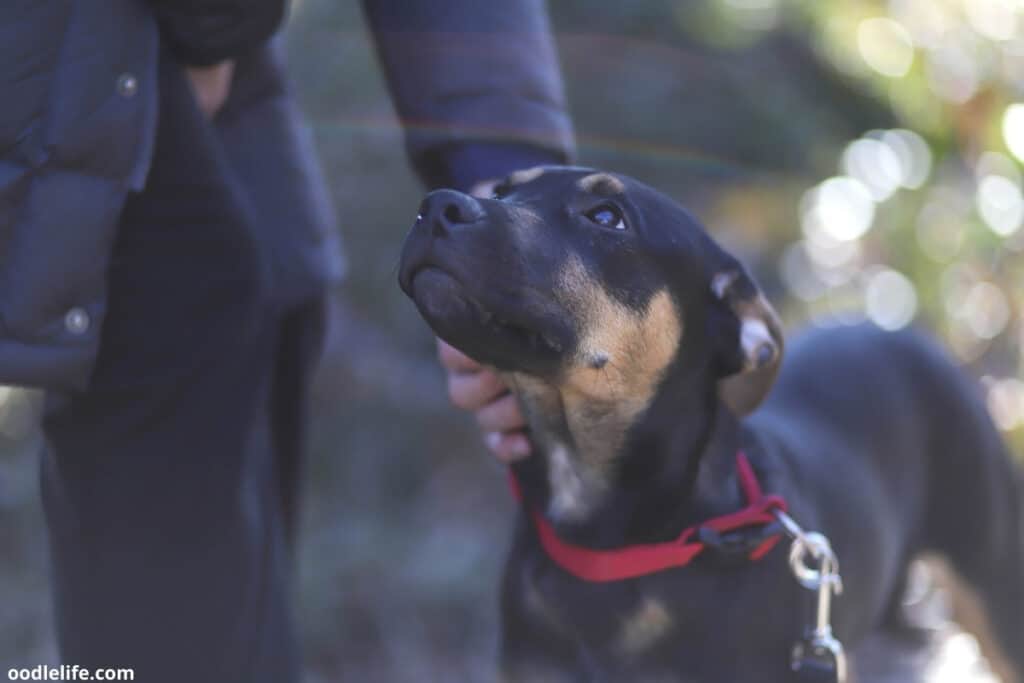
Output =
[
  {"x1": 576, "y1": 172, "x2": 625, "y2": 196},
  {"x1": 507, "y1": 166, "x2": 546, "y2": 186}
]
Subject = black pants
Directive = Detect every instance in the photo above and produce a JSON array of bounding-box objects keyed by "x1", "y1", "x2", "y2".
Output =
[{"x1": 39, "y1": 52, "x2": 323, "y2": 682}]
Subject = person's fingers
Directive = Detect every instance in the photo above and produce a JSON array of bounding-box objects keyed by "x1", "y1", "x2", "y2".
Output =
[
  {"x1": 448, "y1": 369, "x2": 506, "y2": 411},
  {"x1": 435, "y1": 337, "x2": 534, "y2": 461},
  {"x1": 185, "y1": 60, "x2": 234, "y2": 118},
  {"x1": 468, "y1": 178, "x2": 500, "y2": 199},
  {"x1": 475, "y1": 393, "x2": 526, "y2": 434},
  {"x1": 484, "y1": 431, "x2": 532, "y2": 463},
  {"x1": 437, "y1": 339, "x2": 481, "y2": 374}
]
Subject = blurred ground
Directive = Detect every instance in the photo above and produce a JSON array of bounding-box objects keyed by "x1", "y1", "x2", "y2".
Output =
[{"x1": 2, "y1": 0, "x2": 1023, "y2": 680}]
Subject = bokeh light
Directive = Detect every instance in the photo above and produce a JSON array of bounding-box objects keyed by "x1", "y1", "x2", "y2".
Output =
[
  {"x1": 985, "y1": 376, "x2": 1024, "y2": 431},
  {"x1": 840, "y1": 128, "x2": 933, "y2": 200},
  {"x1": 964, "y1": 0, "x2": 1018, "y2": 42},
  {"x1": 801, "y1": 176, "x2": 876, "y2": 242},
  {"x1": 963, "y1": 281, "x2": 1012, "y2": 339},
  {"x1": 925, "y1": 39, "x2": 980, "y2": 103},
  {"x1": 883, "y1": 128, "x2": 932, "y2": 189},
  {"x1": 1001, "y1": 103, "x2": 1024, "y2": 163},
  {"x1": 976, "y1": 174, "x2": 1024, "y2": 236},
  {"x1": 842, "y1": 136, "x2": 903, "y2": 201},
  {"x1": 888, "y1": 0, "x2": 956, "y2": 50},
  {"x1": 923, "y1": 632, "x2": 1000, "y2": 683},
  {"x1": 865, "y1": 268, "x2": 918, "y2": 330},
  {"x1": 857, "y1": 17, "x2": 916, "y2": 77}
]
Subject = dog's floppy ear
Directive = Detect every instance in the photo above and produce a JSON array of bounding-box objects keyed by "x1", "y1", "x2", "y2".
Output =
[{"x1": 709, "y1": 263, "x2": 784, "y2": 416}]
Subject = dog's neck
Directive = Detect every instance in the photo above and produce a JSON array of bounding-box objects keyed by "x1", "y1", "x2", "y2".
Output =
[{"x1": 506, "y1": 366, "x2": 748, "y2": 549}]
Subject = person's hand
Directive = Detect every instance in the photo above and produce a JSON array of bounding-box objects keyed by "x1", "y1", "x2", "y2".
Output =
[
  {"x1": 437, "y1": 339, "x2": 533, "y2": 463},
  {"x1": 186, "y1": 61, "x2": 234, "y2": 119}
]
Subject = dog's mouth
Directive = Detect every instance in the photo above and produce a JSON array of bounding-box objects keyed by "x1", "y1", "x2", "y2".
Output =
[{"x1": 403, "y1": 264, "x2": 571, "y2": 373}]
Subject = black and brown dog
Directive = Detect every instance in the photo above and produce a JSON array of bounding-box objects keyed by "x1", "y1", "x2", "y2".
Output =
[{"x1": 398, "y1": 166, "x2": 1024, "y2": 682}]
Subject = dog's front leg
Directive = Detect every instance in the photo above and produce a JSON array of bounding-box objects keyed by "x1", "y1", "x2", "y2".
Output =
[
  {"x1": 498, "y1": 615, "x2": 580, "y2": 683},
  {"x1": 499, "y1": 546, "x2": 582, "y2": 682}
]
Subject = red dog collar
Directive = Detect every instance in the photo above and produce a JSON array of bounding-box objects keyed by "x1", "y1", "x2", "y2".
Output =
[{"x1": 510, "y1": 452, "x2": 788, "y2": 582}]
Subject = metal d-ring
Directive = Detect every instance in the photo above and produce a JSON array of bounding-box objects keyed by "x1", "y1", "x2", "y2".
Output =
[{"x1": 774, "y1": 510, "x2": 844, "y2": 594}]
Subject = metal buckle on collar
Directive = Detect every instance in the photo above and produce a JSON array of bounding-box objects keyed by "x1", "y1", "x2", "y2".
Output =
[{"x1": 696, "y1": 520, "x2": 784, "y2": 566}]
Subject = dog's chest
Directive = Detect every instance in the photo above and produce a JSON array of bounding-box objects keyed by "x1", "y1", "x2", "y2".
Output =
[
  {"x1": 515, "y1": 549, "x2": 806, "y2": 680},
  {"x1": 523, "y1": 558, "x2": 675, "y2": 655}
]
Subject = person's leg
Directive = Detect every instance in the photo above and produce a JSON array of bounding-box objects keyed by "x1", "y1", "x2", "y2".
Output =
[
  {"x1": 270, "y1": 295, "x2": 326, "y2": 553},
  {"x1": 40, "y1": 52, "x2": 304, "y2": 683}
]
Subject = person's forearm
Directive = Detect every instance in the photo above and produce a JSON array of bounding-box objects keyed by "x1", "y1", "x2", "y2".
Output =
[
  {"x1": 148, "y1": 0, "x2": 287, "y2": 66},
  {"x1": 362, "y1": 0, "x2": 574, "y2": 189},
  {"x1": 439, "y1": 142, "x2": 563, "y2": 194}
]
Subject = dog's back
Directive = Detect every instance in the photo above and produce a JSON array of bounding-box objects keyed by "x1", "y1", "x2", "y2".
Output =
[{"x1": 753, "y1": 323, "x2": 1024, "y2": 679}]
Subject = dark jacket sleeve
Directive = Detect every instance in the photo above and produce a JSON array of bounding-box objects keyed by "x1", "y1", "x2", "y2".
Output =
[
  {"x1": 362, "y1": 0, "x2": 574, "y2": 189},
  {"x1": 149, "y1": 0, "x2": 287, "y2": 66}
]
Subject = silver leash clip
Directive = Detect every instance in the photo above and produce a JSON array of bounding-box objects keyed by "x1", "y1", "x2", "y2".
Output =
[{"x1": 774, "y1": 510, "x2": 848, "y2": 683}]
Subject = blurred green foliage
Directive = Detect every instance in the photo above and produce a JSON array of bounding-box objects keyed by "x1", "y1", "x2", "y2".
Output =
[{"x1": 1, "y1": 0, "x2": 1021, "y2": 679}]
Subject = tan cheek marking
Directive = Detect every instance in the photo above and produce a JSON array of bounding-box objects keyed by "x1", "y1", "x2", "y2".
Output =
[
  {"x1": 507, "y1": 166, "x2": 546, "y2": 186},
  {"x1": 616, "y1": 597, "x2": 674, "y2": 656},
  {"x1": 576, "y1": 172, "x2": 626, "y2": 195},
  {"x1": 556, "y1": 258, "x2": 682, "y2": 403},
  {"x1": 555, "y1": 258, "x2": 682, "y2": 467},
  {"x1": 562, "y1": 291, "x2": 681, "y2": 464},
  {"x1": 500, "y1": 262, "x2": 682, "y2": 522},
  {"x1": 501, "y1": 372, "x2": 561, "y2": 430}
]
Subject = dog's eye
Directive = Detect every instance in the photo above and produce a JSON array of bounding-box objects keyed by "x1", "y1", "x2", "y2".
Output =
[
  {"x1": 491, "y1": 183, "x2": 511, "y2": 200},
  {"x1": 585, "y1": 204, "x2": 626, "y2": 230}
]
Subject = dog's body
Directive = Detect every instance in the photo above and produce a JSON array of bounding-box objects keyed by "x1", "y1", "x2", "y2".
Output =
[
  {"x1": 399, "y1": 167, "x2": 1023, "y2": 682},
  {"x1": 500, "y1": 324, "x2": 1023, "y2": 682}
]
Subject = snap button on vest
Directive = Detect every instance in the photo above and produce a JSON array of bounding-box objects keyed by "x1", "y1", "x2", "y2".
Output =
[
  {"x1": 116, "y1": 73, "x2": 138, "y2": 98},
  {"x1": 64, "y1": 308, "x2": 90, "y2": 335}
]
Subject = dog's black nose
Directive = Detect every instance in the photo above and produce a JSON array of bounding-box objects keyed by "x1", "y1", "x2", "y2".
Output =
[{"x1": 417, "y1": 189, "x2": 485, "y2": 238}]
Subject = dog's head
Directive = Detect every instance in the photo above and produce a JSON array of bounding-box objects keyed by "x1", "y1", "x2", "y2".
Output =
[{"x1": 399, "y1": 167, "x2": 783, "y2": 521}]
